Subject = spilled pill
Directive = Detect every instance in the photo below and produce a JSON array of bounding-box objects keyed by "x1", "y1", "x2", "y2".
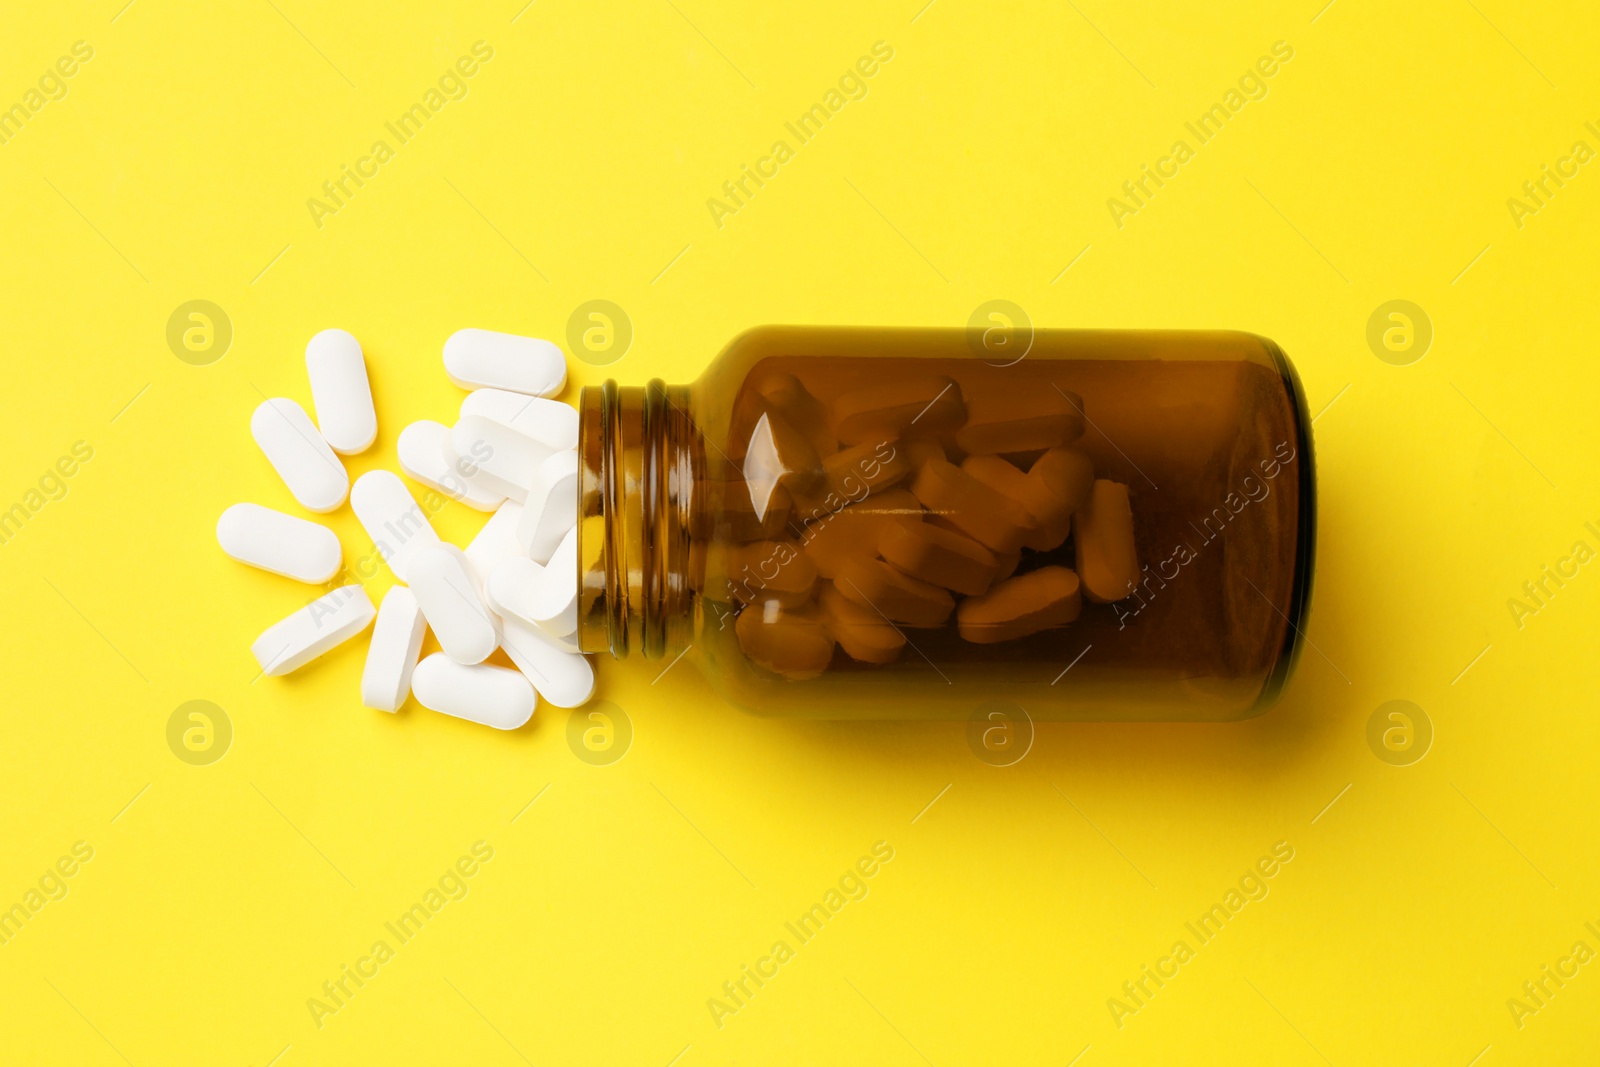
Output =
[
  {"x1": 464, "y1": 500, "x2": 527, "y2": 587},
  {"x1": 251, "y1": 398, "x2": 348, "y2": 513},
  {"x1": 251, "y1": 585, "x2": 376, "y2": 676},
  {"x1": 503, "y1": 525, "x2": 578, "y2": 637},
  {"x1": 485, "y1": 556, "x2": 545, "y2": 627},
  {"x1": 411, "y1": 654, "x2": 535, "y2": 731},
  {"x1": 216, "y1": 503, "x2": 341, "y2": 584},
  {"x1": 350, "y1": 470, "x2": 439, "y2": 582},
  {"x1": 304, "y1": 328, "x2": 377, "y2": 455},
  {"x1": 517, "y1": 450, "x2": 579, "y2": 563},
  {"x1": 397, "y1": 420, "x2": 505, "y2": 512},
  {"x1": 443, "y1": 328, "x2": 567, "y2": 397},
  {"x1": 488, "y1": 544, "x2": 577, "y2": 638},
  {"x1": 361, "y1": 585, "x2": 426, "y2": 713},
  {"x1": 409, "y1": 543, "x2": 499, "y2": 665},
  {"x1": 499, "y1": 615, "x2": 595, "y2": 707},
  {"x1": 452, "y1": 415, "x2": 554, "y2": 502},
  {"x1": 461, "y1": 389, "x2": 579, "y2": 452}
]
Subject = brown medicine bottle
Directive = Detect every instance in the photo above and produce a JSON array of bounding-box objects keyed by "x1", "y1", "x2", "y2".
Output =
[{"x1": 575, "y1": 326, "x2": 1314, "y2": 720}]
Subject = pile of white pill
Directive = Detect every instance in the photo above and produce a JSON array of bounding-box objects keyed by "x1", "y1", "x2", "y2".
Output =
[{"x1": 216, "y1": 327, "x2": 594, "y2": 731}]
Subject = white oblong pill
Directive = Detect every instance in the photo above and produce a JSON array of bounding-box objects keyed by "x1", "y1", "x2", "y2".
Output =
[
  {"x1": 350, "y1": 470, "x2": 440, "y2": 582},
  {"x1": 492, "y1": 526, "x2": 577, "y2": 636},
  {"x1": 460, "y1": 389, "x2": 579, "y2": 452},
  {"x1": 305, "y1": 329, "x2": 377, "y2": 455},
  {"x1": 409, "y1": 543, "x2": 499, "y2": 665},
  {"x1": 516, "y1": 450, "x2": 580, "y2": 562},
  {"x1": 251, "y1": 398, "x2": 349, "y2": 513},
  {"x1": 361, "y1": 585, "x2": 426, "y2": 712},
  {"x1": 465, "y1": 500, "x2": 527, "y2": 587},
  {"x1": 485, "y1": 556, "x2": 544, "y2": 626},
  {"x1": 397, "y1": 420, "x2": 505, "y2": 512},
  {"x1": 452, "y1": 415, "x2": 553, "y2": 501},
  {"x1": 537, "y1": 525, "x2": 579, "y2": 636},
  {"x1": 443, "y1": 328, "x2": 567, "y2": 397},
  {"x1": 411, "y1": 654, "x2": 534, "y2": 730},
  {"x1": 216, "y1": 503, "x2": 342, "y2": 584},
  {"x1": 500, "y1": 615, "x2": 595, "y2": 708},
  {"x1": 251, "y1": 585, "x2": 376, "y2": 676}
]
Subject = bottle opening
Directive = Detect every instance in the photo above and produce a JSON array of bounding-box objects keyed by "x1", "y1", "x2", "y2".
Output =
[{"x1": 576, "y1": 379, "x2": 698, "y2": 660}]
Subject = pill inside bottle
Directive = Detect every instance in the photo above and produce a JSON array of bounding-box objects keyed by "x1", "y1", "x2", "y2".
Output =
[{"x1": 574, "y1": 327, "x2": 1314, "y2": 721}]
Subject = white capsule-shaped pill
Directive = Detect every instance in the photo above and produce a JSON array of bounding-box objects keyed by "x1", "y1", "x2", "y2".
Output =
[
  {"x1": 396, "y1": 420, "x2": 505, "y2": 512},
  {"x1": 539, "y1": 525, "x2": 579, "y2": 636},
  {"x1": 251, "y1": 398, "x2": 348, "y2": 512},
  {"x1": 216, "y1": 503, "x2": 342, "y2": 584},
  {"x1": 517, "y1": 450, "x2": 580, "y2": 562},
  {"x1": 444, "y1": 328, "x2": 567, "y2": 397},
  {"x1": 361, "y1": 585, "x2": 426, "y2": 712},
  {"x1": 486, "y1": 556, "x2": 543, "y2": 625},
  {"x1": 464, "y1": 500, "x2": 527, "y2": 587},
  {"x1": 305, "y1": 329, "x2": 377, "y2": 455},
  {"x1": 460, "y1": 389, "x2": 579, "y2": 452},
  {"x1": 251, "y1": 585, "x2": 376, "y2": 676},
  {"x1": 500, "y1": 615, "x2": 595, "y2": 708},
  {"x1": 350, "y1": 470, "x2": 440, "y2": 582},
  {"x1": 409, "y1": 543, "x2": 499, "y2": 665},
  {"x1": 453, "y1": 416, "x2": 554, "y2": 502},
  {"x1": 490, "y1": 526, "x2": 577, "y2": 636},
  {"x1": 411, "y1": 654, "x2": 534, "y2": 730}
]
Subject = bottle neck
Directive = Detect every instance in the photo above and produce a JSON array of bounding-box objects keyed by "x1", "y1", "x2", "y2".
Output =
[{"x1": 577, "y1": 380, "x2": 699, "y2": 660}]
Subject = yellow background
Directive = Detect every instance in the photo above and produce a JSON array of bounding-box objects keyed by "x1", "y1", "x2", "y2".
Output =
[{"x1": 2, "y1": 0, "x2": 1596, "y2": 1063}]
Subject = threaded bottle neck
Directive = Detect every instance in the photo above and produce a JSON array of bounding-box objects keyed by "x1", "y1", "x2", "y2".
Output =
[{"x1": 577, "y1": 379, "x2": 698, "y2": 660}]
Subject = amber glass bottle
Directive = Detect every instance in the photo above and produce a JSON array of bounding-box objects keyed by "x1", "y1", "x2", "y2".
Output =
[{"x1": 576, "y1": 326, "x2": 1314, "y2": 720}]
